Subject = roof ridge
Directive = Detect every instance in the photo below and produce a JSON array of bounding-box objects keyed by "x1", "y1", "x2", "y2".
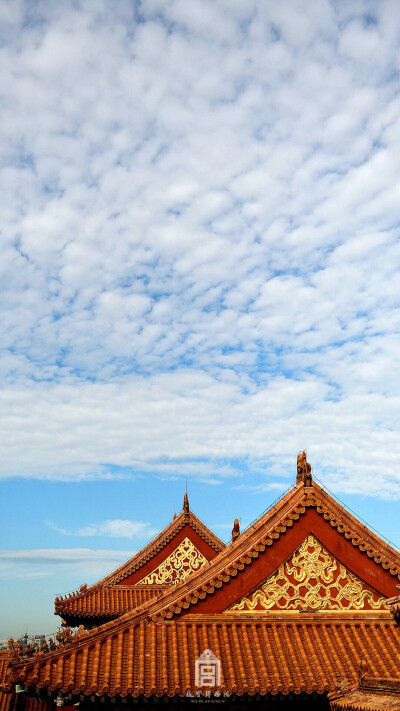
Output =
[
  {"x1": 52, "y1": 486, "x2": 311, "y2": 645},
  {"x1": 310, "y1": 481, "x2": 400, "y2": 562},
  {"x1": 52, "y1": 478, "x2": 400, "y2": 650},
  {"x1": 55, "y1": 508, "x2": 225, "y2": 608},
  {"x1": 48, "y1": 486, "x2": 300, "y2": 647},
  {"x1": 143, "y1": 482, "x2": 400, "y2": 622}
]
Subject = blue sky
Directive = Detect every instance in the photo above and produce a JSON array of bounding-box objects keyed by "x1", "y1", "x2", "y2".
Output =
[{"x1": 1, "y1": 0, "x2": 400, "y2": 639}]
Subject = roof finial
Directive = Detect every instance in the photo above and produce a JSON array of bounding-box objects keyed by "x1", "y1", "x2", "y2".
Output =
[
  {"x1": 231, "y1": 518, "x2": 240, "y2": 542},
  {"x1": 296, "y1": 450, "x2": 312, "y2": 486},
  {"x1": 183, "y1": 483, "x2": 189, "y2": 514}
]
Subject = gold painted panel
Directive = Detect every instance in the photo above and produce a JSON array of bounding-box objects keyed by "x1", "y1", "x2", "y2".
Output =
[
  {"x1": 138, "y1": 536, "x2": 208, "y2": 584},
  {"x1": 226, "y1": 534, "x2": 387, "y2": 611}
]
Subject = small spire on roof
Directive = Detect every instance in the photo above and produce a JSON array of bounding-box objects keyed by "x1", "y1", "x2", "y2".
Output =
[
  {"x1": 231, "y1": 518, "x2": 240, "y2": 542},
  {"x1": 183, "y1": 484, "x2": 190, "y2": 514},
  {"x1": 296, "y1": 450, "x2": 312, "y2": 486}
]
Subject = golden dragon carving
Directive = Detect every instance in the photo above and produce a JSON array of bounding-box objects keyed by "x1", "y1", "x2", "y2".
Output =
[
  {"x1": 138, "y1": 536, "x2": 207, "y2": 584},
  {"x1": 227, "y1": 534, "x2": 387, "y2": 611}
]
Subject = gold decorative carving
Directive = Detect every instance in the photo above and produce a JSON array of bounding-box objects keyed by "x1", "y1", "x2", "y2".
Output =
[
  {"x1": 138, "y1": 537, "x2": 207, "y2": 584},
  {"x1": 227, "y1": 534, "x2": 387, "y2": 612}
]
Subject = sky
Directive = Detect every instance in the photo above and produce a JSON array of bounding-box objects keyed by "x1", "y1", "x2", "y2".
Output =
[{"x1": 1, "y1": 0, "x2": 400, "y2": 639}]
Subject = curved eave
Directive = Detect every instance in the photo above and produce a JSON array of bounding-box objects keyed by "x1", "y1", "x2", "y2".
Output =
[
  {"x1": 146, "y1": 481, "x2": 400, "y2": 623},
  {"x1": 55, "y1": 585, "x2": 166, "y2": 621},
  {"x1": 7, "y1": 613, "x2": 399, "y2": 699},
  {"x1": 52, "y1": 480, "x2": 400, "y2": 644},
  {"x1": 55, "y1": 509, "x2": 226, "y2": 614}
]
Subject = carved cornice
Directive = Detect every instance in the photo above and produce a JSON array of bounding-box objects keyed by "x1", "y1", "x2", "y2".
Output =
[
  {"x1": 104, "y1": 512, "x2": 224, "y2": 585},
  {"x1": 150, "y1": 485, "x2": 400, "y2": 622},
  {"x1": 55, "y1": 509, "x2": 225, "y2": 613},
  {"x1": 49, "y1": 480, "x2": 400, "y2": 654}
]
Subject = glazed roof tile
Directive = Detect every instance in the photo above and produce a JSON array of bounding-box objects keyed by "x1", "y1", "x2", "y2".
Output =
[
  {"x1": 330, "y1": 677, "x2": 400, "y2": 710},
  {"x1": 7, "y1": 473, "x2": 400, "y2": 701},
  {"x1": 0, "y1": 653, "x2": 11, "y2": 711},
  {"x1": 55, "y1": 586, "x2": 166, "y2": 621},
  {"x1": 57, "y1": 478, "x2": 400, "y2": 625},
  {"x1": 331, "y1": 690, "x2": 400, "y2": 710},
  {"x1": 137, "y1": 480, "x2": 400, "y2": 623},
  {"x1": 97, "y1": 507, "x2": 225, "y2": 585},
  {"x1": 55, "y1": 502, "x2": 225, "y2": 619},
  {"x1": 6, "y1": 615, "x2": 400, "y2": 699}
]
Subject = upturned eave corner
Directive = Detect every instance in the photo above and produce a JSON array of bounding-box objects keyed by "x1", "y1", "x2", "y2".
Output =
[
  {"x1": 54, "y1": 496, "x2": 226, "y2": 621},
  {"x1": 143, "y1": 456, "x2": 400, "y2": 622},
  {"x1": 6, "y1": 452, "x2": 400, "y2": 705}
]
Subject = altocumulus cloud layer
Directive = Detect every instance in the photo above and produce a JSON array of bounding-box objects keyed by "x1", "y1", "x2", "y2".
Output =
[
  {"x1": 0, "y1": 549, "x2": 130, "y2": 581},
  {"x1": 1, "y1": 0, "x2": 400, "y2": 495}
]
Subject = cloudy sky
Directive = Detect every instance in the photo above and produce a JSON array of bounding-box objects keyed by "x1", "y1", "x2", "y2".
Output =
[{"x1": 1, "y1": 0, "x2": 400, "y2": 638}]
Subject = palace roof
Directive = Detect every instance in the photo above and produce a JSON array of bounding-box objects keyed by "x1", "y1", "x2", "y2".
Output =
[
  {"x1": 55, "y1": 587, "x2": 165, "y2": 624},
  {"x1": 4, "y1": 614, "x2": 399, "y2": 698},
  {"x1": 330, "y1": 676, "x2": 400, "y2": 710},
  {"x1": 55, "y1": 494, "x2": 225, "y2": 625},
  {"x1": 5, "y1": 453, "x2": 400, "y2": 703},
  {"x1": 139, "y1": 480, "x2": 400, "y2": 623}
]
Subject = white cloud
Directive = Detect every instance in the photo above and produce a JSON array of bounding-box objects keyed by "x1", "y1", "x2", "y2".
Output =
[
  {"x1": 45, "y1": 519, "x2": 158, "y2": 539},
  {"x1": 0, "y1": 549, "x2": 130, "y2": 580},
  {"x1": 0, "y1": 1, "x2": 400, "y2": 498}
]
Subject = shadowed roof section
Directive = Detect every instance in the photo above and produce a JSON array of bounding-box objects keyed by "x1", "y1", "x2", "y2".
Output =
[
  {"x1": 0, "y1": 653, "x2": 12, "y2": 711},
  {"x1": 329, "y1": 676, "x2": 400, "y2": 710}
]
